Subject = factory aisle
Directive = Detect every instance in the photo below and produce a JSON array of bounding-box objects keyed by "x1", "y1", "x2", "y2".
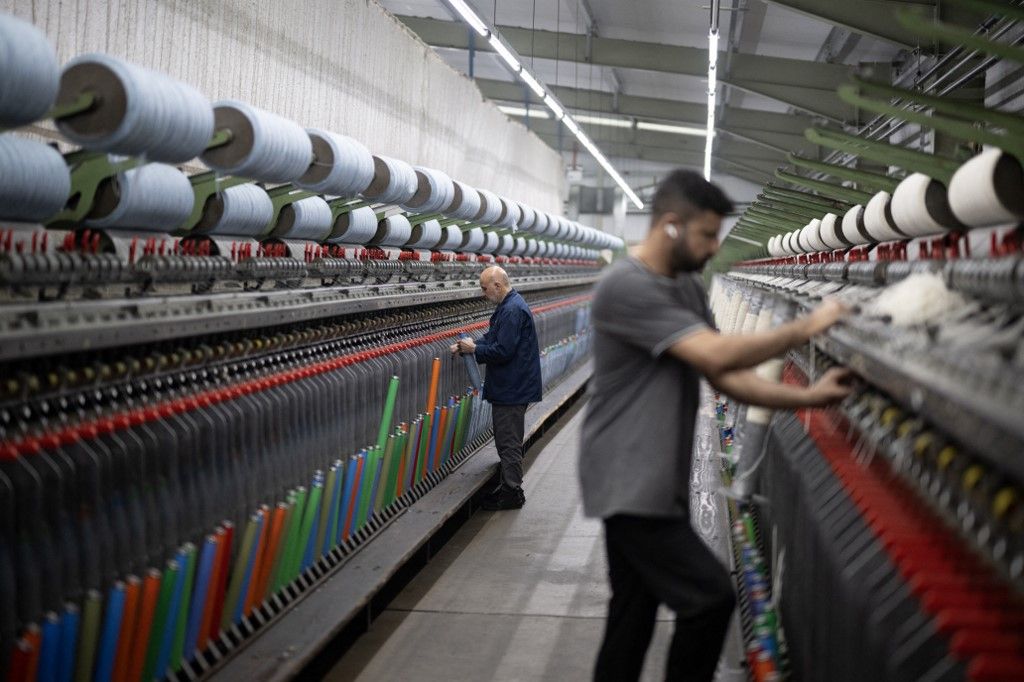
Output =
[
  {"x1": 324, "y1": 403, "x2": 671, "y2": 680},
  {"x1": 327, "y1": 398, "x2": 742, "y2": 681}
]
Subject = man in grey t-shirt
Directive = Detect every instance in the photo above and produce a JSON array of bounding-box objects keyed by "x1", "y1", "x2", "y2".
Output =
[{"x1": 580, "y1": 170, "x2": 851, "y2": 682}]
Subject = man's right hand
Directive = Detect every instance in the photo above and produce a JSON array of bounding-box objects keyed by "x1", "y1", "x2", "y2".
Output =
[
  {"x1": 449, "y1": 343, "x2": 460, "y2": 355},
  {"x1": 801, "y1": 298, "x2": 849, "y2": 340}
]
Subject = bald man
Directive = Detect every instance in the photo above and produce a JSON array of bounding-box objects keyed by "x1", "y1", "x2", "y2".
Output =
[{"x1": 451, "y1": 266, "x2": 542, "y2": 510}]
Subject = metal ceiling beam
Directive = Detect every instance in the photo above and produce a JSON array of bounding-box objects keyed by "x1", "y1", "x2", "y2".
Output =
[
  {"x1": 719, "y1": 106, "x2": 816, "y2": 136},
  {"x1": 476, "y1": 78, "x2": 815, "y2": 137},
  {"x1": 816, "y1": 25, "x2": 863, "y2": 64},
  {"x1": 629, "y1": 157, "x2": 770, "y2": 189},
  {"x1": 718, "y1": 126, "x2": 818, "y2": 156},
  {"x1": 525, "y1": 119, "x2": 785, "y2": 163},
  {"x1": 535, "y1": 134, "x2": 780, "y2": 175},
  {"x1": 716, "y1": 157, "x2": 779, "y2": 182},
  {"x1": 398, "y1": 15, "x2": 857, "y2": 121},
  {"x1": 725, "y1": 168, "x2": 775, "y2": 186},
  {"x1": 760, "y1": 0, "x2": 935, "y2": 48},
  {"x1": 724, "y1": 80, "x2": 851, "y2": 121}
]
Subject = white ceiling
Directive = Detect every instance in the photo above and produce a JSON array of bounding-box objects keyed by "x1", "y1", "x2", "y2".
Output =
[
  {"x1": 728, "y1": 89, "x2": 790, "y2": 114},
  {"x1": 583, "y1": 0, "x2": 738, "y2": 48},
  {"x1": 378, "y1": 0, "x2": 904, "y2": 199},
  {"x1": 616, "y1": 70, "x2": 711, "y2": 104},
  {"x1": 382, "y1": 0, "x2": 738, "y2": 42},
  {"x1": 754, "y1": 3, "x2": 833, "y2": 60}
]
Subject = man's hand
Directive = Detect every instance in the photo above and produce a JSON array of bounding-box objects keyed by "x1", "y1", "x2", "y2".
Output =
[
  {"x1": 449, "y1": 343, "x2": 460, "y2": 355},
  {"x1": 456, "y1": 338, "x2": 476, "y2": 354},
  {"x1": 807, "y1": 367, "x2": 854, "y2": 406},
  {"x1": 801, "y1": 298, "x2": 849, "y2": 340}
]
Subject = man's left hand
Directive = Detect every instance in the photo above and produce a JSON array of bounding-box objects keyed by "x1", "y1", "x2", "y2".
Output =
[
  {"x1": 807, "y1": 367, "x2": 854, "y2": 406},
  {"x1": 457, "y1": 338, "x2": 476, "y2": 354}
]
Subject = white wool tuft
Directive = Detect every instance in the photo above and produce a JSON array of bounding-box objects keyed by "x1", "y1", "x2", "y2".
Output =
[{"x1": 869, "y1": 272, "x2": 968, "y2": 326}]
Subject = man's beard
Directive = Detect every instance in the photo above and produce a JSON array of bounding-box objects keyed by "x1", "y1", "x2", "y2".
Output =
[{"x1": 669, "y1": 242, "x2": 706, "y2": 273}]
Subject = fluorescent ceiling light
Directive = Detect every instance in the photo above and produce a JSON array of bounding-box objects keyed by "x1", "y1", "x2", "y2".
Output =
[
  {"x1": 543, "y1": 94, "x2": 564, "y2": 120},
  {"x1": 703, "y1": 107, "x2": 715, "y2": 180},
  {"x1": 436, "y1": 0, "x2": 643, "y2": 210},
  {"x1": 498, "y1": 105, "x2": 550, "y2": 118},
  {"x1": 447, "y1": 0, "x2": 489, "y2": 37},
  {"x1": 704, "y1": 28, "x2": 719, "y2": 180},
  {"x1": 575, "y1": 114, "x2": 633, "y2": 128},
  {"x1": 637, "y1": 121, "x2": 709, "y2": 137},
  {"x1": 572, "y1": 127, "x2": 643, "y2": 208},
  {"x1": 520, "y1": 69, "x2": 545, "y2": 98},
  {"x1": 488, "y1": 34, "x2": 520, "y2": 72},
  {"x1": 597, "y1": 158, "x2": 643, "y2": 208}
]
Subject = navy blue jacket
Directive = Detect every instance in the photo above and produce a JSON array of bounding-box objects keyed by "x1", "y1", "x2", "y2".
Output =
[{"x1": 474, "y1": 290, "x2": 543, "y2": 405}]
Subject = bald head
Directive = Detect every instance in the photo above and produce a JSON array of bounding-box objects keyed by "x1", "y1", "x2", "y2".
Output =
[{"x1": 480, "y1": 265, "x2": 511, "y2": 303}]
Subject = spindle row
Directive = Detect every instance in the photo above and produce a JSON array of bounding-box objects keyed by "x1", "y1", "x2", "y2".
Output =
[
  {"x1": 0, "y1": 291, "x2": 593, "y2": 681},
  {"x1": 0, "y1": 12, "x2": 623, "y2": 256}
]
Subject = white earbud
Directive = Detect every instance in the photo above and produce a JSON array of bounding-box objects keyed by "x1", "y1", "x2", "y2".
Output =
[{"x1": 665, "y1": 224, "x2": 679, "y2": 239}]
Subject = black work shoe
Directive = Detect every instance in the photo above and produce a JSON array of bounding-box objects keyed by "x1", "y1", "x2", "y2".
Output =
[
  {"x1": 480, "y1": 483, "x2": 504, "y2": 505},
  {"x1": 481, "y1": 487, "x2": 525, "y2": 511}
]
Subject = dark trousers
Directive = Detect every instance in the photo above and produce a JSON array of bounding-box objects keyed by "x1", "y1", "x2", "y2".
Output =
[
  {"x1": 595, "y1": 515, "x2": 735, "y2": 682},
  {"x1": 491, "y1": 403, "x2": 527, "y2": 490}
]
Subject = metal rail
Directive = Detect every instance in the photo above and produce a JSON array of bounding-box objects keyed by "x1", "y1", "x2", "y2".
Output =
[{"x1": 0, "y1": 274, "x2": 599, "y2": 361}]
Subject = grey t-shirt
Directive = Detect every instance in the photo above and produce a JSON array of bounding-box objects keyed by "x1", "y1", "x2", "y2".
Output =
[{"x1": 579, "y1": 257, "x2": 714, "y2": 519}]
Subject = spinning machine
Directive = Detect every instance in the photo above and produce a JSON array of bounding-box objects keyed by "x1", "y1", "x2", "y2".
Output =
[
  {"x1": 0, "y1": 12, "x2": 619, "y2": 681},
  {"x1": 708, "y1": 3, "x2": 1024, "y2": 680}
]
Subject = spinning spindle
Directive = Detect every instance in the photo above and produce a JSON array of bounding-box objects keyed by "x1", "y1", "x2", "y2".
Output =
[
  {"x1": 371, "y1": 214, "x2": 413, "y2": 247},
  {"x1": 195, "y1": 183, "x2": 274, "y2": 237},
  {"x1": 436, "y1": 224, "x2": 463, "y2": 250},
  {"x1": 57, "y1": 54, "x2": 214, "y2": 164},
  {"x1": 948, "y1": 147, "x2": 1024, "y2": 228},
  {"x1": 841, "y1": 205, "x2": 872, "y2": 246},
  {"x1": 85, "y1": 162, "x2": 193, "y2": 231},
  {"x1": 403, "y1": 167, "x2": 455, "y2": 215},
  {"x1": 460, "y1": 227, "x2": 486, "y2": 252},
  {"x1": 473, "y1": 189, "x2": 503, "y2": 225},
  {"x1": 496, "y1": 234, "x2": 515, "y2": 255},
  {"x1": 446, "y1": 181, "x2": 482, "y2": 221},
  {"x1": 328, "y1": 206, "x2": 378, "y2": 244},
  {"x1": 406, "y1": 219, "x2": 443, "y2": 249},
  {"x1": 863, "y1": 191, "x2": 906, "y2": 242},
  {"x1": 272, "y1": 196, "x2": 333, "y2": 241},
  {"x1": 818, "y1": 213, "x2": 848, "y2": 250},
  {"x1": 200, "y1": 100, "x2": 311, "y2": 183},
  {"x1": 362, "y1": 156, "x2": 417, "y2": 205},
  {"x1": 517, "y1": 203, "x2": 537, "y2": 232},
  {"x1": 297, "y1": 130, "x2": 375, "y2": 198},
  {"x1": 0, "y1": 135, "x2": 71, "y2": 222},
  {"x1": 890, "y1": 172, "x2": 967, "y2": 237},
  {"x1": 0, "y1": 14, "x2": 60, "y2": 127},
  {"x1": 480, "y1": 231, "x2": 500, "y2": 254}
]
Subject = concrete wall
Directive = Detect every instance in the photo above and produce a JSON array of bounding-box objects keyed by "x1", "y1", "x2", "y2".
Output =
[{"x1": 6, "y1": 0, "x2": 565, "y2": 213}]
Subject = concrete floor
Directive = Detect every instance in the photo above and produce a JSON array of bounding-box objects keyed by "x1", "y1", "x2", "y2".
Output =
[{"x1": 326, "y1": 395, "x2": 742, "y2": 682}]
